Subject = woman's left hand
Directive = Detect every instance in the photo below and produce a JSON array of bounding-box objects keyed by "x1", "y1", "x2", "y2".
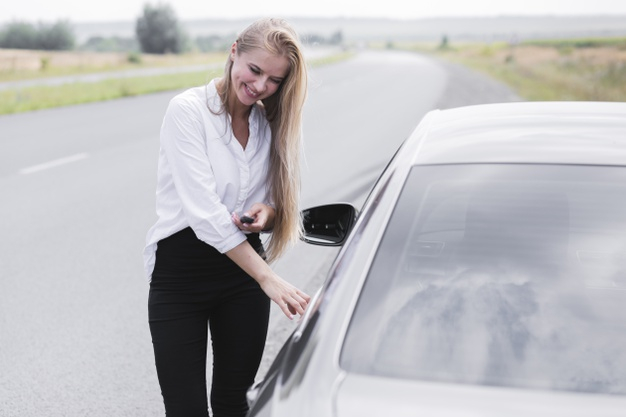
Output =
[{"x1": 232, "y1": 203, "x2": 275, "y2": 233}]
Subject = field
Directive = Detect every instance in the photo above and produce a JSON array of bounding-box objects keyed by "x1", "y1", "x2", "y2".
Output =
[
  {"x1": 398, "y1": 38, "x2": 626, "y2": 102},
  {"x1": 0, "y1": 49, "x2": 226, "y2": 81}
]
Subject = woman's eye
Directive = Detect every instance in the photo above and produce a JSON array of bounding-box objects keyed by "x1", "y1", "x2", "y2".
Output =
[
  {"x1": 270, "y1": 78, "x2": 282, "y2": 85},
  {"x1": 249, "y1": 66, "x2": 260, "y2": 74}
]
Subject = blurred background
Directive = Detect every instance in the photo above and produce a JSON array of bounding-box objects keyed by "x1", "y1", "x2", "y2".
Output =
[
  {"x1": 2, "y1": 0, "x2": 626, "y2": 111},
  {"x1": 1, "y1": 1, "x2": 626, "y2": 416}
]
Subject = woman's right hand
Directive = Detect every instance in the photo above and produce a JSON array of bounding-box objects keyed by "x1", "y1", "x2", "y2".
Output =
[
  {"x1": 226, "y1": 240, "x2": 310, "y2": 320},
  {"x1": 259, "y1": 273, "x2": 310, "y2": 320}
]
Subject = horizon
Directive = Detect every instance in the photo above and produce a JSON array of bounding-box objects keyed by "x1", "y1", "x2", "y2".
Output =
[
  {"x1": 62, "y1": 15, "x2": 626, "y2": 44},
  {"x1": 68, "y1": 13, "x2": 626, "y2": 24},
  {"x1": 2, "y1": 13, "x2": 626, "y2": 26},
  {"x1": 4, "y1": 0, "x2": 626, "y2": 24}
]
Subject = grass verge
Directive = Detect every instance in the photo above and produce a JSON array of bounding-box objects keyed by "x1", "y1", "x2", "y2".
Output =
[
  {"x1": 0, "y1": 69, "x2": 222, "y2": 114},
  {"x1": 395, "y1": 38, "x2": 626, "y2": 102}
]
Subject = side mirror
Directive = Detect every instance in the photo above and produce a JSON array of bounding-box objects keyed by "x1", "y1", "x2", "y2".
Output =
[{"x1": 301, "y1": 203, "x2": 358, "y2": 246}]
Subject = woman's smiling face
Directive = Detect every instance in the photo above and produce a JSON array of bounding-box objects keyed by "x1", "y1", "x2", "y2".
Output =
[{"x1": 229, "y1": 43, "x2": 290, "y2": 107}]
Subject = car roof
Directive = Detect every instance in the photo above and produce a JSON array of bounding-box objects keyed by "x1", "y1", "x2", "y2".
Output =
[{"x1": 410, "y1": 101, "x2": 626, "y2": 166}]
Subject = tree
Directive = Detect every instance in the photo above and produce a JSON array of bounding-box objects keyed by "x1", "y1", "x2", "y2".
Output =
[
  {"x1": 0, "y1": 20, "x2": 75, "y2": 50},
  {"x1": 37, "y1": 21, "x2": 75, "y2": 50},
  {"x1": 329, "y1": 30, "x2": 343, "y2": 45},
  {"x1": 0, "y1": 21, "x2": 39, "y2": 49},
  {"x1": 135, "y1": 3, "x2": 186, "y2": 54}
]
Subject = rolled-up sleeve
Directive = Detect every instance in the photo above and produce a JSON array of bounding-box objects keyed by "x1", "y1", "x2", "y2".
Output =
[{"x1": 160, "y1": 95, "x2": 246, "y2": 253}]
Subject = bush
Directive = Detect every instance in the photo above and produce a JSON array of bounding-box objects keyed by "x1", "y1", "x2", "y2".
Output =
[
  {"x1": 37, "y1": 21, "x2": 75, "y2": 50},
  {"x1": 136, "y1": 3, "x2": 187, "y2": 54},
  {"x1": 0, "y1": 21, "x2": 39, "y2": 49},
  {"x1": 0, "y1": 20, "x2": 75, "y2": 50},
  {"x1": 127, "y1": 51, "x2": 142, "y2": 64}
]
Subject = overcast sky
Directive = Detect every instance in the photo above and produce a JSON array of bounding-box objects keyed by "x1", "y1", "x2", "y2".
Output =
[{"x1": 4, "y1": 0, "x2": 626, "y2": 23}]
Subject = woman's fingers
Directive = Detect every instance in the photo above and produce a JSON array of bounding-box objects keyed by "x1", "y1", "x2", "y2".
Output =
[
  {"x1": 278, "y1": 289, "x2": 310, "y2": 319},
  {"x1": 290, "y1": 293, "x2": 309, "y2": 314},
  {"x1": 298, "y1": 289, "x2": 311, "y2": 303},
  {"x1": 286, "y1": 298, "x2": 304, "y2": 316},
  {"x1": 293, "y1": 292, "x2": 311, "y2": 315},
  {"x1": 231, "y1": 210, "x2": 266, "y2": 233},
  {"x1": 275, "y1": 297, "x2": 296, "y2": 320}
]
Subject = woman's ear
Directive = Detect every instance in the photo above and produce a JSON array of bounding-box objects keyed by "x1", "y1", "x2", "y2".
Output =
[{"x1": 230, "y1": 41, "x2": 237, "y2": 61}]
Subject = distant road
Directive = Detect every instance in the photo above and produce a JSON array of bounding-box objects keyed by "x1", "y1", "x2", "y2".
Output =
[{"x1": 0, "y1": 50, "x2": 518, "y2": 417}]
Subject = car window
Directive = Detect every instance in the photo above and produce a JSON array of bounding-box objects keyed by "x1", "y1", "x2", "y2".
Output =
[{"x1": 341, "y1": 164, "x2": 626, "y2": 395}]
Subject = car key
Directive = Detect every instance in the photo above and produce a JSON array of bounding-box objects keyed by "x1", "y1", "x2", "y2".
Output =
[{"x1": 240, "y1": 215, "x2": 256, "y2": 224}]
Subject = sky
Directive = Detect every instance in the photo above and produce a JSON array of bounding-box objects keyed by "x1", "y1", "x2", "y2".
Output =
[{"x1": 4, "y1": 0, "x2": 626, "y2": 23}]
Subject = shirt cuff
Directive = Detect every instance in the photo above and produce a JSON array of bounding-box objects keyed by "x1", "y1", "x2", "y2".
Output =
[{"x1": 213, "y1": 231, "x2": 247, "y2": 254}]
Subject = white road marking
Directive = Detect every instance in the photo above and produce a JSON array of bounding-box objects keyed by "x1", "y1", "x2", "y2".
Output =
[{"x1": 19, "y1": 153, "x2": 89, "y2": 175}]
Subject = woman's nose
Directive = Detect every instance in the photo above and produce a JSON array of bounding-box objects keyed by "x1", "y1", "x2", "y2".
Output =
[{"x1": 253, "y1": 78, "x2": 267, "y2": 94}]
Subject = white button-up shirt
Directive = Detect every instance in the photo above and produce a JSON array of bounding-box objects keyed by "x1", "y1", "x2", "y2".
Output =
[{"x1": 143, "y1": 80, "x2": 272, "y2": 280}]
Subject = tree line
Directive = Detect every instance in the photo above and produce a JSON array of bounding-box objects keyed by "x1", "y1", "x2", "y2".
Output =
[
  {"x1": 0, "y1": 3, "x2": 343, "y2": 54},
  {"x1": 0, "y1": 21, "x2": 75, "y2": 50}
]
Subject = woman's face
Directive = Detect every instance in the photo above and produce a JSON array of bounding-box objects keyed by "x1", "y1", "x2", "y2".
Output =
[{"x1": 229, "y1": 43, "x2": 290, "y2": 107}]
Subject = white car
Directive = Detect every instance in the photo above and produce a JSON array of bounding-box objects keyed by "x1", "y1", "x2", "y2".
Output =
[{"x1": 248, "y1": 101, "x2": 626, "y2": 416}]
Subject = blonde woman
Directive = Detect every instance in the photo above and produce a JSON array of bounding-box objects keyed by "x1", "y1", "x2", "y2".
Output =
[{"x1": 143, "y1": 18, "x2": 310, "y2": 417}]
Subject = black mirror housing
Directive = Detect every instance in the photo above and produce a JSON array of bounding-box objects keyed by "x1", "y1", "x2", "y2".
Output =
[{"x1": 301, "y1": 203, "x2": 358, "y2": 246}]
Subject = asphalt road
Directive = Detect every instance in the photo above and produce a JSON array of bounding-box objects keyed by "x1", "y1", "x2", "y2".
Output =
[{"x1": 0, "y1": 50, "x2": 519, "y2": 416}]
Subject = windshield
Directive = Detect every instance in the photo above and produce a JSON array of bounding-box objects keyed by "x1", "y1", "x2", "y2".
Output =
[{"x1": 341, "y1": 164, "x2": 626, "y2": 395}]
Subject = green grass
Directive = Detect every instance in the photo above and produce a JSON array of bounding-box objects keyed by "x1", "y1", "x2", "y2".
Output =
[
  {"x1": 308, "y1": 51, "x2": 355, "y2": 66},
  {"x1": 522, "y1": 37, "x2": 626, "y2": 49},
  {"x1": 0, "y1": 69, "x2": 221, "y2": 114},
  {"x1": 490, "y1": 57, "x2": 626, "y2": 101}
]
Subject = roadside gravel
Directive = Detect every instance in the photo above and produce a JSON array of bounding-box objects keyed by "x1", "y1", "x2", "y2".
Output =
[{"x1": 434, "y1": 57, "x2": 522, "y2": 109}]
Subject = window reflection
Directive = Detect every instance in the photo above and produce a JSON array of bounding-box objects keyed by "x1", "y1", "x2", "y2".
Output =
[{"x1": 341, "y1": 164, "x2": 626, "y2": 395}]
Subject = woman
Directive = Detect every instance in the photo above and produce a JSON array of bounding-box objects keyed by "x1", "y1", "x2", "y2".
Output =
[{"x1": 143, "y1": 18, "x2": 311, "y2": 417}]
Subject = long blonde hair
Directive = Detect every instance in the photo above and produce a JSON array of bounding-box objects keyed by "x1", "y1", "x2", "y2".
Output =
[{"x1": 217, "y1": 18, "x2": 308, "y2": 262}]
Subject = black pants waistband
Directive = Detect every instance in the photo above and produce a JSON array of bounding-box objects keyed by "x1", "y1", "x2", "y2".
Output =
[{"x1": 158, "y1": 227, "x2": 262, "y2": 254}]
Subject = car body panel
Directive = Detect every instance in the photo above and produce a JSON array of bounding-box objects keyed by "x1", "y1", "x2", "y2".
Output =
[
  {"x1": 336, "y1": 374, "x2": 626, "y2": 417},
  {"x1": 412, "y1": 102, "x2": 626, "y2": 166}
]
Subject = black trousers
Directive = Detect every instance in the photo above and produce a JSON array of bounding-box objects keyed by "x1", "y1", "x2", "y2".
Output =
[{"x1": 148, "y1": 228, "x2": 270, "y2": 417}]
